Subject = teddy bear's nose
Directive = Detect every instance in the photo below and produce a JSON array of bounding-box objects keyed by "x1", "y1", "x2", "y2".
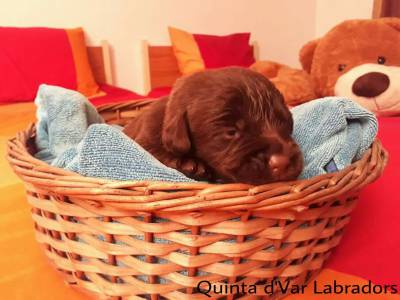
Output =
[{"x1": 352, "y1": 72, "x2": 390, "y2": 98}]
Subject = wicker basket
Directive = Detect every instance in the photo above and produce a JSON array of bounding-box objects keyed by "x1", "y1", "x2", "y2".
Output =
[{"x1": 7, "y1": 99, "x2": 388, "y2": 300}]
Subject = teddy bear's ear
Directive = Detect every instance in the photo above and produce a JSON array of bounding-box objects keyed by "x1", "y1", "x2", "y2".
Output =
[
  {"x1": 380, "y1": 17, "x2": 400, "y2": 31},
  {"x1": 299, "y1": 39, "x2": 320, "y2": 73}
]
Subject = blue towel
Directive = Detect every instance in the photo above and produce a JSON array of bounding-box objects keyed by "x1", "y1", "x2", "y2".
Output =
[
  {"x1": 35, "y1": 84, "x2": 104, "y2": 164},
  {"x1": 34, "y1": 84, "x2": 192, "y2": 182},
  {"x1": 291, "y1": 97, "x2": 377, "y2": 179},
  {"x1": 34, "y1": 85, "x2": 377, "y2": 182},
  {"x1": 65, "y1": 124, "x2": 193, "y2": 182}
]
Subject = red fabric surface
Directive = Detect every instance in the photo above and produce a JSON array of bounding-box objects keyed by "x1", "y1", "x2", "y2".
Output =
[
  {"x1": 193, "y1": 32, "x2": 255, "y2": 69},
  {"x1": 0, "y1": 27, "x2": 76, "y2": 104},
  {"x1": 90, "y1": 85, "x2": 171, "y2": 106},
  {"x1": 148, "y1": 86, "x2": 172, "y2": 98},
  {"x1": 326, "y1": 117, "x2": 400, "y2": 285}
]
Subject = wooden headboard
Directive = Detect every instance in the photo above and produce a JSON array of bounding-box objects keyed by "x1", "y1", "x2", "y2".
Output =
[
  {"x1": 141, "y1": 40, "x2": 259, "y2": 92},
  {"x1": 86, "y1": 41, "x2": 113, "y2": 85}
]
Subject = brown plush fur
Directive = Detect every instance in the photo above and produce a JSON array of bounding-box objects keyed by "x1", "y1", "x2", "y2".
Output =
[
  {"x1": 124, "y1": 67, "x2": 303, "y2": 184},
  {"x1": 250, "y1": 61, "x2": 316, "y2": 106},
  {"x1": 251, "y1": 18, "x2": 400, "y2": 114},
  {"x1": 300, "y1": 18, "x2": 400, "y2": 97}
]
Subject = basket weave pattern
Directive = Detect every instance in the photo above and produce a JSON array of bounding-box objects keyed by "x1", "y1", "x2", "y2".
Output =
[{"x1": 7, "y1": 99, "x2": 388, "y2": 299}]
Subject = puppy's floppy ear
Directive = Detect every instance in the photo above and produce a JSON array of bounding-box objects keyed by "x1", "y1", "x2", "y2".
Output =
[
  {"x1": 162, "y1": 109, "x2": 191, "y2": 155},
  {"x1": 299, "y1": 39, "x2": 320, "y2": 73}
]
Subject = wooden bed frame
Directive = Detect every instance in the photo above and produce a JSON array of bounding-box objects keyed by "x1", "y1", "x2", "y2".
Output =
[
  {"x1": 86, "y1": 41, "x2": 113, "y2": 85},
  {"x1": 141, "y1": 40, "x2": 259, "y2": 92}
]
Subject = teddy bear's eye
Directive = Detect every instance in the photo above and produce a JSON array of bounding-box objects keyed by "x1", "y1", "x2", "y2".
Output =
[
  {"x1": 338, "y1": 64, "x2": 346, "y2": 72},
  {"x1": 377, "y1": 56, "x2": 386, "y2": 64}
]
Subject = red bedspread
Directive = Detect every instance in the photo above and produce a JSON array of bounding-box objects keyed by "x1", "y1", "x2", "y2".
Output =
[
  {"x1": 326, "y1": 117, "x2": 400, "y2": 284},
  {"x1": 90, "y1": 84, "x2": 171, "y2": 106}
]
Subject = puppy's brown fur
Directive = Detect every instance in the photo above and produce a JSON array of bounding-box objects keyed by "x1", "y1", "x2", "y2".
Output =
[{"x1": 124, "y1": 67, "x2": 303, "y2": 184}]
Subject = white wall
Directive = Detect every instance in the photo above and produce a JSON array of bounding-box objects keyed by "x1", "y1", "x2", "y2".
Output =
[
  {"x1": 0, "y1": 0, "x2": 374, "y2": 93},
  {"x1": 0, "y1": 0, "x2": 316, "y2": 93},
  {"x1": 315, "y1": 0, "x2": 374, "y2": 37}
]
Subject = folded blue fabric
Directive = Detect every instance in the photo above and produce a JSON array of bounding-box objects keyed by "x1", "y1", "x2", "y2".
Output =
[
  {"x1": 65, "y1": 124, "x2": 193, "y2": 182},
  {"x1": 35, "y1": 84, "x2": 104, "y2": 164},
  {"x1": 34, "y1": 85, "x2": 377, "y2": 182},
  {"x1": 34, "y1": 84, "x2": 192, "y2": 182},
  {"x1": 291, "y1": 97, "x2": 378, "y2": 179}
]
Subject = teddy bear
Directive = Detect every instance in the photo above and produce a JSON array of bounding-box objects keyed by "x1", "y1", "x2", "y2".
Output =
[{"x1": 251, "y1": 18, "x2": 400, "y2": 116}]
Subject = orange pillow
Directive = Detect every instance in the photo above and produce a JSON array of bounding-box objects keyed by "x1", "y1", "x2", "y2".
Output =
[
  {"x1": 168, "y1": 27, "x2": 205, "y2": 74},
  {"x1": 169, "y1": 26, "x2": 255, "y2": 75},
  {"x1": 66, "y1": 28, "x2": 100, "y2": 97}
]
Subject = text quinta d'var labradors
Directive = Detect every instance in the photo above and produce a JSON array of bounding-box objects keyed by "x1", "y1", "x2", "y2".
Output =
[{"x1": 196, "y1": 279, "x2": 398, "y2": 297}]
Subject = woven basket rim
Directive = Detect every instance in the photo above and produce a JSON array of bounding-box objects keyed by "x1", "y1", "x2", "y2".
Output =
[{"x1": 6, "y1": 100, "x2": 389, "y2": 212}]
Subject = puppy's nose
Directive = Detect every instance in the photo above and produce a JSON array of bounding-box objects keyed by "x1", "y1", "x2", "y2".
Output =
[
  {"x1": 352, "y1": 72, "x2": 389, "y2": 98},
  {"x1": 268, "y1": 155, "x2": 289, "y2": 175}
]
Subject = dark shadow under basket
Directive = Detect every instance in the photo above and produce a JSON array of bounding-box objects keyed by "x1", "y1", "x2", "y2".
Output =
[{"x1": 6, "y1": 99, "x2": 388, "y2": 300}]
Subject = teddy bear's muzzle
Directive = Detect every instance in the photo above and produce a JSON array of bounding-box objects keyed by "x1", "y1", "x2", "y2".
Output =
[
  {"x1": 334, "y1": 63, "x2": 400, "y2": 115},
  {"x1": 352, "y1": 72, "x2": 390, "y2": 98}
]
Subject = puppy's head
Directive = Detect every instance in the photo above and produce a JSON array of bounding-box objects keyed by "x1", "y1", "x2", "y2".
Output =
[{"x1": 162, "y1": 67, "x2": 303, "y2": 184}]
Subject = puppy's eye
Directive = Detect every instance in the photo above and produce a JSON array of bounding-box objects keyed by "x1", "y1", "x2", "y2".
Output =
[
  {"x1": 225, "y1": 129, "x2": 239, "y2": 139},
  {"x1": 338, "y1": 64, "x2": 346, "y2": 72},
  {"x1": 377, "y1": 56, "x2": 386, "y2": 64}
]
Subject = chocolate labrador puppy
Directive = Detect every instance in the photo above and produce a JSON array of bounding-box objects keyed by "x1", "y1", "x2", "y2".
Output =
[{"x1": 124, "y1": 67, "x2": 303, "y2": 184}]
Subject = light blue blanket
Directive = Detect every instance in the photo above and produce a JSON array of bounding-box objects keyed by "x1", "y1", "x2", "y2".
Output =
[
  {"x1": 291, "y1": 97, "x2": 377, "y2": 179},
  {"x1": 34, "y1": 85, "x2": 377, "y2": 181},
  {"x1": 34, "y1": 84, "x2": 192, "y2": 182},
  {"x1": 35, "y1": 84, "x2": 104, "y2": 164}
]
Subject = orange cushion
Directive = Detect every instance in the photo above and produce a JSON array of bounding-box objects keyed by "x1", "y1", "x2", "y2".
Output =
[
  {"x1": 66, "y1": 28, "x2": 100, "y2": 97},
  {"x1": 168, "y1": 27, "x2": 205, "y2": 74},
  {"x1": 168, "y1": 26, "x2": 255, "y2": 75}
]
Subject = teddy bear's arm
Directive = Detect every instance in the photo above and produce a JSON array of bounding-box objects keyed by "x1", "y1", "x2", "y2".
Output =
[
  {"x1": 250, "y1": 61, "x2": 317, "y2": 106},
  {"x1": 250, "y1": 61, "x2": 286, "y2": 78},
  {"x1": 273, "y1": 68, "x2": 317, "y2": 106}
]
